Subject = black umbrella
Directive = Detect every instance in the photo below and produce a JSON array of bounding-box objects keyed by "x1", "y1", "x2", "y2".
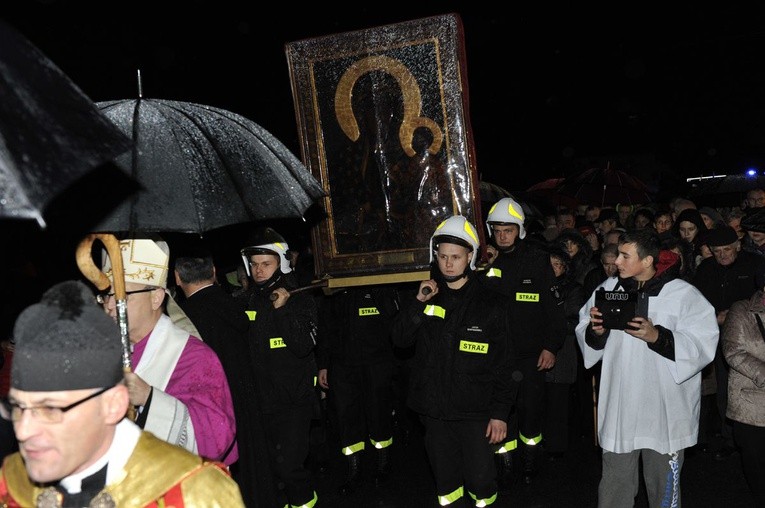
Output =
[
  {"x1": 92, "y1": 97, "x2": 325, "y2": 234},
  {"x1": 686, "y1": 173, "x2": 765, "y2": 207},
  {"x1": 0, "y1": 20, "x2": 132, "y2": 226}
]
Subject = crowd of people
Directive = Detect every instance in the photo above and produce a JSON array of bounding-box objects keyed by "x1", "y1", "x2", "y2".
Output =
[{"x1": 0, "y1": 189, "x2": 764, "y2": 507}]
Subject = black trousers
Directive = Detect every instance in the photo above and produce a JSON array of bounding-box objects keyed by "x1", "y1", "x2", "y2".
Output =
[
  {"x1": 543, "y1": 381, "x2": 572, "y2": 454},
  {"x1": 331, "y1": 361, "x2": 394, "y2": 453},
  {"x1": 733, "y1": 420, "x2": 765, "y2": 506},
  {"x1": 263, "y1": 404, "x2": 314, "y2": 506},
  {"x1": 421, "y1": 416, "x2": 497, "y2": 506},
  {"x1": 510, "y1": 356, "x2": 546, "y2": 444}
]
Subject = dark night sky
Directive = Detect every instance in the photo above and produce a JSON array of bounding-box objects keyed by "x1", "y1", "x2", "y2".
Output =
[
  {"x1": 6, "y1": 3, "x2": 765, "y2": 198},
  {"x1": 4, "y1": 3, "x2": 765, "y2": 332}
]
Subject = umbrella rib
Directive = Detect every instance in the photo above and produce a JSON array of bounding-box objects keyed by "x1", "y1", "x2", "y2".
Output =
[{"x1": 160, "y1": 100, "x2": 317, "y2": 223}]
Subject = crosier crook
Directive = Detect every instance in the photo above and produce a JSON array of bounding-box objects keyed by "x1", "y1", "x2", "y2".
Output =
[{"x1": 75, "y1": 233, "x2": 136, "y2": 421}]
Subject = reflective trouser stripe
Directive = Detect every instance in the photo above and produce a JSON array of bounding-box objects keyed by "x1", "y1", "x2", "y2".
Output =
[
  {"x1": 495, "y1": 439, "x2": 518, "y2": 453},
  {"x1": 342, "y1": 441, "x2": 365, "y2": 455},
  {"x1": 371, "y1": 436, "x2": 393, "y2": 449},
  {"x1": 291, "y1": 491, "x2": 318, "y2": 508},
  {"x1": 470, "y1": 491, "x2": 498, "y2": 507},
  {"x1": 438, "y1": 486, "x2": 464, "y2": 505},
  {"x1": 520, "y1": 432, "x2": 542, "y2": 445}
]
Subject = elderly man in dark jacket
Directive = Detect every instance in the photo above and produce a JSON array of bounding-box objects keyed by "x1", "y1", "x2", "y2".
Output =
[{"x1": 693, "y1": 226, "x2": 765, "y2": 458}]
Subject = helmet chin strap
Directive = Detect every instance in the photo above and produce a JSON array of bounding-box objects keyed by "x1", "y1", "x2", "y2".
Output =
[
  {"x1": 442, "y1": 272, "x2": 468, "y2": 283},
  {"x1": 491, "y1": 236, "x2": 516, "y2": 253},
  {"x1": 254, "y1": 270, "x2": 283, "y2": 290}
]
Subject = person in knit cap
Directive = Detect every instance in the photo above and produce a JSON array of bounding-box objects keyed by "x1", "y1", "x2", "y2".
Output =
[
  {"x1": 0, "y1": 280, "x2": 244, "y2": 507},
  {"x1": 98, "y1": 238, "x2": 237, "y2": 467}
]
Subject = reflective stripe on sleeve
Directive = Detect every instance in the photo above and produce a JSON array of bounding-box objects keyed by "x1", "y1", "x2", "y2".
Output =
[
  {"x1": 486, "y1": 268, "x2": 502, "y2": 278},
  {"x1": 424, "y1": 305, "x2": 446, "y2": 318}
]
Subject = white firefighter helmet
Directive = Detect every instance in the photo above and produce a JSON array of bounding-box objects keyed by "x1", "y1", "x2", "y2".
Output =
[
  {"x1": 486, "y1": 197, "x2": 526, "y2": 239},
  {"x1": 240, "y1": 227, "x2": 292, "y2": 276},
  {"x1": 430, "y1": 215, "x2": 480, "y2": 270}
]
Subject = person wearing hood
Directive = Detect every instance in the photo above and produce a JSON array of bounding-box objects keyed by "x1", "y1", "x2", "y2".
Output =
[
  {"x1": 545, "y1": 247, "x2": 587, "y2": 460},
  {"x1": 672, "y1": 207, "x2": 709, "y2": 276},
  {"x1": 480, "y1": 198, "x2": 566, "y2": 486},
  {"x1": 576, "y1": 228, "x2": 718, "y2": 507},
  {"x1": 392, "y1": 215, "x2": 518, "y2": 507},
  {"x1": 557, "y1": 228, "x2": 599, "y2": 287},
  {"x1": 699, "y1": 206, "x2": 726, "y2": 230},
  {"x1": 239, "y1": 227, "x2": 319, "y2": 508}
]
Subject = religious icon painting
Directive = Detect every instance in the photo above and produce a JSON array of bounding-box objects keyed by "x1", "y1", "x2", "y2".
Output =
[{"x1": 286, "y1": 13, "x2": 483, "y2": 284}]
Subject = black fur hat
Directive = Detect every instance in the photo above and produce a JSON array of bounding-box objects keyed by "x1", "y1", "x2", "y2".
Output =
[
  {"x1": 742, "y1": 207, "x2": 765, "y2": 233},
  {"x1": 12, "y1": 280, "x2": 123, "y2": 391}
]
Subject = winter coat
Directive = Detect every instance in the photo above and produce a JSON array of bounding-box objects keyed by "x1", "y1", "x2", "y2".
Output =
[
  {"x1": 721, "y1": 291, "x2": 765, "y2": 427},
  {"x1": 392, "y1": 274, "x2": 517, "y2": 422},
  {"x1": 316, "y1": 286, "x2": 400, "y2": 368},
  {"x1": 244, "y1": 272, "x2": 318, "y2": 414},
  {"x1": 547, "y1": 274, "x2": 587, "y2": 384},
  {"x1": 479, "y1": 239, "x2": 566, "y2": 358}
]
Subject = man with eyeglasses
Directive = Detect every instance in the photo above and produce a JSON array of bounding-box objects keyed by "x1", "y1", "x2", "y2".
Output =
[
  {"x1": 0, "y1": 280, "x2": 244, "y2": 506},
  {"x1": 745, "y1": 188, "x2": 765, "y2": 209},
  {"x1": 98, "y1": 238, "x2": 237, "y2": 468}
]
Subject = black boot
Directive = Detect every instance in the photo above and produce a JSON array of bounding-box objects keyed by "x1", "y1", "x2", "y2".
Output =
[
  {"x1": 338, "y1": 453, "x2": 363, "y2": 494},
  {"x1": 522, "y1": 444, "x2": 540, "y2": 485},
  {"x1": 374, "y1": 447, "x2": 392, "y2": 486},
  {"x1": 495, "y1": 452, "x2": 514, "y2": 491}
]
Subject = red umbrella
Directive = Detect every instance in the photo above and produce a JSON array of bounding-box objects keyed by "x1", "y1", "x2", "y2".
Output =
[
  {"x1": 556, "y1": 167, "x2": 652, "y2": 207},
  {"x1": 525, "y1": 177, "x2": 579, "y2": 209}
]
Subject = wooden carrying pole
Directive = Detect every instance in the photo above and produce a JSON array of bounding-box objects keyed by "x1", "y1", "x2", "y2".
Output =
[{"x1": 75, "y1": 233, "x2": 135, "y2": 420}]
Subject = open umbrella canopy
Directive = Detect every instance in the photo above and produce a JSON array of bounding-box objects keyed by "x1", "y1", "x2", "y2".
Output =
[
  {"x1": 557, "y1": 167, "x2": 652, "y2": 207},
  {"x1": 0, "y1": 20, "x2": 131, "y2": 227},
  {"x1": 525, "y1": 177, "x2": 579, "y2": 209},
  {"x1": 92, "y1": 98, "x2": 325, "y2": 234},
  {"x1": 686, "y1": 173, "x2": 765, "y2": 207}
]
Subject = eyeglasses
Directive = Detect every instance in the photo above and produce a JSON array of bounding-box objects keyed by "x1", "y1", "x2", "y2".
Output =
[
  {"x1": 95, "y1": 287, "x2": 157, "y2": 305},
  {"x1": 1, "y1": 386, "x2": 111, "y2": 424}
]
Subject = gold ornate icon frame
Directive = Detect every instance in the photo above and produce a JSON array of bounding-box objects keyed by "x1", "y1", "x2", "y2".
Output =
[{"x1": 286, "y1": 13, "x2": 483, "y2": 284}]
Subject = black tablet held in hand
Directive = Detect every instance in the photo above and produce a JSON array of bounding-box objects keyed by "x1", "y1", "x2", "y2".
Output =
[{"x1": 594, "y1": 288, "x2": 649, "y2": 330}]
